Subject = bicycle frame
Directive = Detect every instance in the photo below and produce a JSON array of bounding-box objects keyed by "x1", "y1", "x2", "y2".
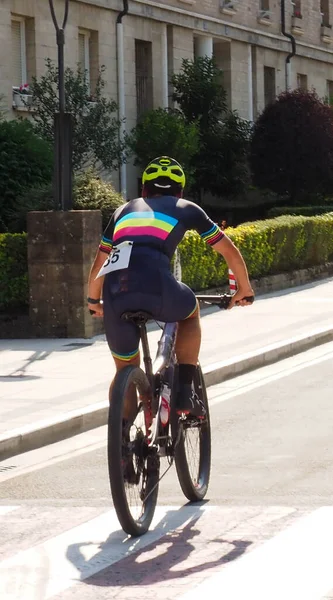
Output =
[{"x1": 137, "y1": 321, "x2": 178, "y2": 381}]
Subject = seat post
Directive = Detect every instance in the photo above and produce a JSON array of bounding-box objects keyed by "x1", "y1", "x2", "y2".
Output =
[{"x1": 138, "y1": 323, "x2": 153, "y2": 379}]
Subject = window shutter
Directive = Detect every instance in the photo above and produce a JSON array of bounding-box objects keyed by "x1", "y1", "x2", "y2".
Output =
[
  {"x1": 78, "y1": 33, "x2": 86, "y2": 71},
  {"x1": 11, "y1": 20, "x2": 23, "y2": 86}
]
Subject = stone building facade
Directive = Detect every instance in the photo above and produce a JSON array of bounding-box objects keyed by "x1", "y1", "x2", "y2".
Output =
[{"x1": 1, "y1": 0, "x2": 333, "y2": 197}]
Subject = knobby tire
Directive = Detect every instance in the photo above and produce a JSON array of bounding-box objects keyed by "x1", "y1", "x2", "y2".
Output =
[
  {"x1": 172, "y1": 364, "x2": 211, "y2": 501},
  {"x1": 108, "y1": 365, "x2": 159, "y2": 536}
]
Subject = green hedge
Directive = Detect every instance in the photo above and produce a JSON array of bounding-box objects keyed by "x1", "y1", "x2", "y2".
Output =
[
  {"x1": 2, "y1": 213, "x2": 333, "y2": 311},
  {"x1": 267, "y1": 206, "x2": 333, "y2": 218},
  {"x1": 179, "y1": 213, "x2": 333, "y2": 290},
  {"x1": 0, "y1": 233, "x2": 28, "y2": 311}
]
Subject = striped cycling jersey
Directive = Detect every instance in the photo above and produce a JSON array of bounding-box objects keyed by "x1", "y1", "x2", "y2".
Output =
[{"x1": 99, "y1": 196, "x2": 224, "y2": 259}]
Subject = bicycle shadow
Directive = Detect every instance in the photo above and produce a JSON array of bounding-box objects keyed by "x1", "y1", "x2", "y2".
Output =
[
  {"x1": 0, "y1": 350, "x2": 50, "y2": 381},
  {"x1": 66, "y1": 505, "x2": 252, "y2": 588}
]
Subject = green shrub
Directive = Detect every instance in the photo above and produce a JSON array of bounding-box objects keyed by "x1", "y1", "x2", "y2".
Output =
[
  {"x1": 0, "y1": 233, "x2": 28, "y2": 311},
  {"x1": 6, "y1": 169, "x2": 125, "y2": 232},
  {"x1": 267, "y1": 206, "x2": 333, "y2": 218},
  {"x1": 179, "y1": 213, "x2": 333, "y2": 290},
  {"x1": 0, "y1": 120, "x2": 53, "y2": 233},
  {"x1": 73, "y1": 169, "x2": 125, "y2": 228}
]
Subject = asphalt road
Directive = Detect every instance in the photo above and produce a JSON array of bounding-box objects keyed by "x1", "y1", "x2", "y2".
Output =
[{"x1": 1, "y1": 341, "x2": 333, "y2": 599}]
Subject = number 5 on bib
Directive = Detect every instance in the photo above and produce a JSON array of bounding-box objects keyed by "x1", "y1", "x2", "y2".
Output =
[{"x1": 95, "y1": 241, "x2": 133, "y2": 279}]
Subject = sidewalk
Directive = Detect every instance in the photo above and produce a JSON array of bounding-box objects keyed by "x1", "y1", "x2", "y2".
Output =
[{"x1": 1, "y1": 277, "x2": 333, "y2": 459}]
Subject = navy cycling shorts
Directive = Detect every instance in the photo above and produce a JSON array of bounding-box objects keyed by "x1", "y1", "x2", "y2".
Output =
[{"x1": 102, "y1": 253, "x2": 197, "y2": 362}]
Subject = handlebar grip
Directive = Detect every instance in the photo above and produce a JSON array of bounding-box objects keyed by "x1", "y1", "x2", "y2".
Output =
[
  {"x1": 239, "y1": 295, "x2": 255, "y2": 304},
  {"x1": 219, "y1": 294, "x2": 255, "y2": 309}
]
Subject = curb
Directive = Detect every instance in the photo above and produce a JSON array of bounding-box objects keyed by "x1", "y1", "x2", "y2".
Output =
[{"x1": 1, "y1": 325, "x2": 333, "y2": 461}]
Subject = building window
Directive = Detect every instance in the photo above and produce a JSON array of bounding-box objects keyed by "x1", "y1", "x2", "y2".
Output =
[
  {"x1": 327, "y1": 80, "x2": 333, "y2": 104},
  {"x1": 297, "y1": 73, "x2": 307, "y2": 89},
  {"x1": 259, "y1": 0, "x2": 270, "y2": 18},
  {"x1": 11, "y1": 18, "x2": 27, "y2": 87},
  {"x1": 167, "y1": 25, "x2": 174, "y2": 108},
  {"x1": 321, "y1": 0, "x2": 330, "y2": 26},
  {"x1": 264, "y1": 66, "x2": 276, "y2": 106},
  {"x1": 78, "y1": 30, "x2": 90, "y2": 89},
  {"x1": 135, "y1": 40, "x2": 153, "y2": 120},
  {"x1": 292, "y1": 0, "x2": 302, "y2": 17},
  {"x1": 78, "y1": 29, "x2": 99, "y2": 97}
]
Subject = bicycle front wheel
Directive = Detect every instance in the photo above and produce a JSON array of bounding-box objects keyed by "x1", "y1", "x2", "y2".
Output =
[
  {"x1": 108, "y1": 365, "x2": 160, "y2": 536},
  {"x1": 172, "y1": 364, "x2": 211, "y2": 501}
]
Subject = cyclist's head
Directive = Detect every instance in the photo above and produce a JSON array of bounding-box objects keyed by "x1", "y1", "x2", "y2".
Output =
[{"x1": 142, "y1": 156, "x2": 186, "y2": 198}]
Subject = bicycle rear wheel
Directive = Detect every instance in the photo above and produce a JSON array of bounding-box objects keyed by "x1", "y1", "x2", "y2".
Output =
[
  {"x1": 172, "y1": 364, "x2": 211, "y2": 501},
  {"x1": 108, "y1": 365, "x2": 160, "y2": 536}
]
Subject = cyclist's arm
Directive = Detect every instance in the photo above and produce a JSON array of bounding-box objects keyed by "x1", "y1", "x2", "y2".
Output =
[
  {"x1": 87, "y1": 250, "x2": 107, "y2": 315},
  {"x1": 182, "y1": 200, "x2": 254, "y2": 308},
  {"x1": 87, "y1": 210, "x2": 118, "y2": 316},
  {"x1": 212, "y1": 236, "x2": 254, "y2": 308}
]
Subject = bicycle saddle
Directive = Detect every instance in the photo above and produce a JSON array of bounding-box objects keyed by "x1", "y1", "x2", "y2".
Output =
[{"x1": 121, "y1": 310, "x2": 153, "y2": 324}]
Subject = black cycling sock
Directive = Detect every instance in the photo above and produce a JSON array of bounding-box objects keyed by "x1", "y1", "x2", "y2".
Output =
[{"x1": 178, "y1": 363, "x2": 196, "y2": 386}]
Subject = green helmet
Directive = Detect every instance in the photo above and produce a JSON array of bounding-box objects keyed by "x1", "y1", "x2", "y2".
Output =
[{"x1": 142, "y1": 156, "x2": 186, "y2": 190}]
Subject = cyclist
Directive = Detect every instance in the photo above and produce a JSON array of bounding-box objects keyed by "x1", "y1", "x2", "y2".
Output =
[{"x1": 87, "y1": 156, "x2": 254, "y2": 417}]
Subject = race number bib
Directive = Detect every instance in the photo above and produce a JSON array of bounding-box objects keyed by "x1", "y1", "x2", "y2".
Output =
[{"x1": 95, "y1": 241, "x2": 133, "y2": 279}]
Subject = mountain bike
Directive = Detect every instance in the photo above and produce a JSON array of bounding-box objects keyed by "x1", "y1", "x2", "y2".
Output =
[{"x1": 107, "y1": 291, "x2": 253, "y2": 537}]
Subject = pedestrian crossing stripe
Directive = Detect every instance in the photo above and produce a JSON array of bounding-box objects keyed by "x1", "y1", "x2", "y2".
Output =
[
  {"x1": 1, "y1": 504, "x2": 333, "y2": 600},
  {"x1": 0, "y1": 505, "x2": 211, "y2": 599},
  {"x1": 179, "y1": 506, "x2": 333, "y2": 600}
]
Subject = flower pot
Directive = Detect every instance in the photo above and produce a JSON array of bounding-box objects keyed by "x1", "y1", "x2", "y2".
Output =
[{"x1": 13, "y1": 93, "x2": 33, "y2": 108}]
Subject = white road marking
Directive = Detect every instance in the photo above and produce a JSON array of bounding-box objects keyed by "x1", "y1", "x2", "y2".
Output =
[
  {"x1": 0, "y1": 505, "x2": 210, "y2": 600},
  {"x1": 209, "y1": 343, "x2": 333, "y2": 407},
  {"x1": 179, "y1": 507, "x2": 333, "y2": 600}
]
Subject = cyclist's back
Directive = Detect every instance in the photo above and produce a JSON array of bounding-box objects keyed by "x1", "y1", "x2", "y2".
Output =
[
  {"x1": 100, "y1": 193, "x2": 223, "y2": 267},
  {"x1": 87, "y1": 156, "x2": 254, "y2": 417}
]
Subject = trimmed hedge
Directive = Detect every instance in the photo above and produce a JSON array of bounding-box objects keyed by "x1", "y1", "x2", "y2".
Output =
[
  {"x1": 2, "y1": 212, "x2": 333, "y2": 311},
  {"x1": 179, "y1": 213, "x2": 333, "y2": 290},
  {"x1": 0, "y1": 233, "x2": 28, "y2": 311},
  {"x1": 267, "y1": 206, "x2": 333, "y2": 218}
]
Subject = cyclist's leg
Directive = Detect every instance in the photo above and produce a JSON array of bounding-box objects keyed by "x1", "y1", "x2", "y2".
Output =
[
  {"x1": 103, "y1": 271, "x2": 163, "y2": 418},
  {"x1": 109, "y1": 355, "x2": 141, "y2": 422},
  {"x1": 103, "y1": 294, "x2": 141, "y2": 421},
  {"x1": 175, "y1": 300, "x2": 201, "y2": 365},
  {"x1": 157, "y1": 275, "x2": 204, "y2": 415}
]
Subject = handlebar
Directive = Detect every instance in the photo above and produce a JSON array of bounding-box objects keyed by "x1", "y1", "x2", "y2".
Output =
[
  {"x1": 195, "y1": 294, "x2": 254, "y2": 309},
  {"x1": 89, "y1": 294, "x2": 254, "y2": 315}
]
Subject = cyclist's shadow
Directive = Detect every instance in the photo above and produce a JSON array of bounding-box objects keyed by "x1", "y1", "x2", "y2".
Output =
[{"x1": 66, "y1": 506, "x2": 252, "y2": 588}]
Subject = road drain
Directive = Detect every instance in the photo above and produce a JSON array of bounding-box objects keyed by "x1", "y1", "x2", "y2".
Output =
[{"x1": 0, "y1": 465, "x2": 16, "y2": 473}]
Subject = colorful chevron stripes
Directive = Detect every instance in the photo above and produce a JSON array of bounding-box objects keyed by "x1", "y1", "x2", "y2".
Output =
[
  {"x1": 113, "y1": 211, "x2": 178, "y2": 243},
  {"x1": 200, "y1": 224, "x2": 224, "y2": 246},
  {"x1": 99, "y1": 236, "x2": 113, "y2": 254},
  {"x1": 111, "y1": 347, "x2": 140, "y2": 362}
]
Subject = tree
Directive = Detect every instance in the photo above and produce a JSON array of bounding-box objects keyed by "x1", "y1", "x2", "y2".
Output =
[
  {"x1": 0, "y1": 120, "x2": 53, "y2": 233},
  {"x1": 30, "y1": 59, "x2": 125, "y2": 172},
  {"x1": 127, "y1": 108, "x2": 200, "y2": 189},
  {"x1": 250, "y1": 89, "x2": 333, "y2": 203},
  {"x1": 171, "y1": 57, "x2": 227, "y2": 128},
  {"x1": 171, "y1": 57, "x2": 251, "y2": 200},
  {"x1": 197, "y1": 114, "x2": 252, "y2": 197}
]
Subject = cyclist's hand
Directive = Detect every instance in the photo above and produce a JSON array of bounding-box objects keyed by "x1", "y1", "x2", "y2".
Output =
[
  {"x1": 228, "y1": 287, "x2": 255, "y2": 309},
  {"x1": 88, "y1": 302, "x2": 104, "y2": 318}
]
